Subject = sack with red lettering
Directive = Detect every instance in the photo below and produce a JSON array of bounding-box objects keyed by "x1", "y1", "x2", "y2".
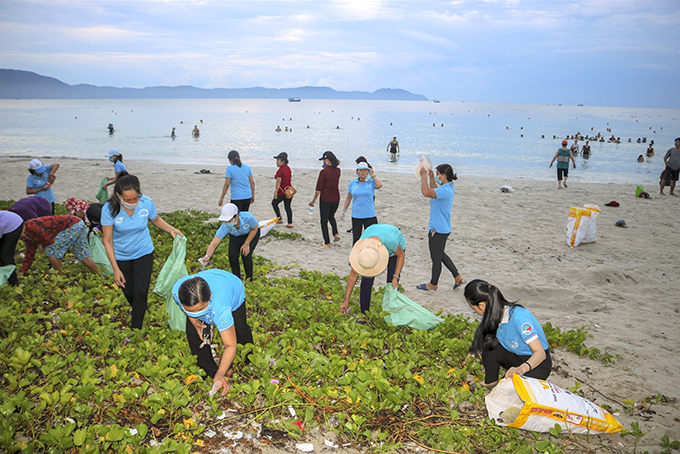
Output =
[{"x1": 485, "y1": 375, "x2": 622, "y2": 434}]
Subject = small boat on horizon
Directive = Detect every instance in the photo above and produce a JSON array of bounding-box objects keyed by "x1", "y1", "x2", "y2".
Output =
[
  {"x1": 433, "y1": 99, "x2": 440, "y2": 103},
  {"x1": 288, "y1": 97, "x2": 301, "y2": 102}
]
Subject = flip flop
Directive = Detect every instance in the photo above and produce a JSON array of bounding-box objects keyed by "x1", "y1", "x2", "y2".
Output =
[
  {"x1": 285, "y1": 225, "x2": 293, "y2": 229},
  {"x1": 333, "y1": 236, "x2": 341, "y2": 242},
  {"x1": 416, "y1": 283, "x2": 435, "y2": 291},
  {"x1": 453, "y1": 280, "x2": 465, "y2": 290}
]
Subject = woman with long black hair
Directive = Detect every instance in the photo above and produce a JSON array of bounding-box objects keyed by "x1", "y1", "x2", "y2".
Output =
[
  {"x1": 309, "y1": 151, "x2": 341, "y2": 247},
  {"x1": 101, "y1": 174, "x2": 182, "y2": 329},
  {"x1": 219, "y1": 150, "x2": 255, "y2": 212},
  {"x1": 465, "y1": 279, "x2": 552, "y2": 389}
]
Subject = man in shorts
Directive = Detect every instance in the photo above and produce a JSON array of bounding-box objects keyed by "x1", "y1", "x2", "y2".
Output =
[
  {"x1": 660, "y1": 137, "x2": 680, "y2": 196},
  {"x1": 549, "y1": 139, "x2": 576, "y2": 189}
]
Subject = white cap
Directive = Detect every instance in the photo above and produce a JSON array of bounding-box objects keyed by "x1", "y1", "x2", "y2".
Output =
[
  {"x1": 218, "y1": 203, "x2": 239, "y2": 222},
  {"x1": 29, "y1": 159, "x2": 47, "y2": 174}
]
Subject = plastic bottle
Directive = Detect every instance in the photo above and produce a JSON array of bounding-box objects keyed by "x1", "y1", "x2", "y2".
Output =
[{"x1": 309, "y1": 206, "x2": 314, "y2": 215}]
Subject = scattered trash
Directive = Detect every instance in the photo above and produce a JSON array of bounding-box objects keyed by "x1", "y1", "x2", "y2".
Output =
[
  {"x1": 288, "y1": 405, "x2": 297, "y2": 417},
  {"x1": 291, "y1": 421, "x2": 305, "y2": 430},
  {"x1": 501, "y1": 185, "x2": 514, "y2": 193},
  {"x1": 129, "y1": 428, "x2": 138, "y2": 436},
  {"x1": 149, "y1": 440, "x2": 158, "y2": 446},
  {"x1": 208, "y1": 381, "x2": 221, "y2": 397},
  {"x1": 615, "y1": 219, "x2": 627, "y2": 228},
  {"x1": 324, "y1": 440, "x2": 339, "y2": 448},
  {"x1": 604, "y1": 201, "x2": 619, "y2": 207},
  {"x1": 198, "y1": 257, "x2": 208, "y2": 270},
  {"x1": 224, "y1": 431, "x2": 243, "y2": 440},
  {"x1": 204, "y1": 429, "x2": 216, "y2": 438},
  {"x1": 296, "y1": 443, "x2": 315, "y2": 452}
]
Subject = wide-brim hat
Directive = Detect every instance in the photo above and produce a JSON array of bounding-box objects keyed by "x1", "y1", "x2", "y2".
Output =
[
  {"x1": 349, "y1": 238, "x2": 389, "y2": 277},
  {"x1": 218, "y1": 203, "x2": 239, "y2": 222}
]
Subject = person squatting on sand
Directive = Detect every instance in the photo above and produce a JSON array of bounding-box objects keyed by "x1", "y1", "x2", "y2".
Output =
[
  {"x1": 102, "y1": 149, "x2": 128, "y2": 190},
  {"x1": 340, "y1": 224, "x2": 406, "y2": 323},
  {"x1": 341, "y1": 160, "x2": 382, "y2": 244},
  {"x1": 172, "y1": 269, "x2": 254, "y2": 396},
  {"x1": 202, "y1": 203, "x2": 260, "y2": 282},
  {"x1": 417, "y1": 164, "x2": 464, "y2": 291},
  {"x1": 309, "y1": 151, "x2": 341, "y2": 247},
  {"x1": 271, "y1": 152, "x2": 294, "y2": 228},
  {"x1": 26, "y1": 159, "x2": 59, "y2": 215},
  {"x1": 219, "y1": 150, "x2": 255, "y2": 212},
  {"x1": 101, "y1": 174, "x2": 182, "y2": 330},
  {"x1": 465, "y1": 280, "x2": 552, "y2": 389},
  {"x1": 549, "y1": 140, "x2": 576, "y2": 189},
  {"x1": 660, "y1": 138, "x2": 680, "y2": 196}
]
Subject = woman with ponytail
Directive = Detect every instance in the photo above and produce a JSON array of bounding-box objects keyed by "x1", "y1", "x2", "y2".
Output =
[
  {"x1": 101, "y1": 174, "x2": 182, "y2": 329},
  {"x1": 417, "y1": 163, "x2": 463, "y2": 291},
  {"x1": 219, "y1": 150, "x2": 255, "y2": 212},
  {"x1": 465, "y1": 280, "x2": 552, "y2": 389}
]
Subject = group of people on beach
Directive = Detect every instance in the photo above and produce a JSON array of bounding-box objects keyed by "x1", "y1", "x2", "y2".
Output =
[{"x1": 2, "y1": 143, "x2": 563, "y2": 396}]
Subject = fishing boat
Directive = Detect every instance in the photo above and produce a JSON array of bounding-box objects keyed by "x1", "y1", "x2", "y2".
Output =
[
  {"x1": 288, "y1": 97, "x2": 301, "y2": 102},
  {"x1": 433, "y1": 99, "x2": 440, "y2": 103}
]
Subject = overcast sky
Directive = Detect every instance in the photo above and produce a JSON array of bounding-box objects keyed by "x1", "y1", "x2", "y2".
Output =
[{"x1": 1, "y1": 0, "x2": 679, "y2": 108}]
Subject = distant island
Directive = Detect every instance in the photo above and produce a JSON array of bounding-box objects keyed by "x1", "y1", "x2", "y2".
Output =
[{"x1": 0, "y1": 69, "x2": 429, "y2": 101}]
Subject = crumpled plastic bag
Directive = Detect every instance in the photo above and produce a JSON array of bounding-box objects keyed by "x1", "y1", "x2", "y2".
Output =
[
  {"x1": 382, "y1": 283, "x2": 443, "y2": 330},
  {"x1": 153, "y1": 235, "x2": 188, "y2": 331},
  {"x1": 88, "y1": 232, "x2": 113, "y2": 275},
  {"x1": 96, "y1": 178, "x2": 109, "y2": 204},
  {"x1": 0, "y1": 265, "x2": 16, "y2": 286}
]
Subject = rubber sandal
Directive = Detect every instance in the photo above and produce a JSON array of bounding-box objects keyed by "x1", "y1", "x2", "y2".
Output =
[
  {"x1": 286, "y1": 225, "x2": 293, "y2": 229},
  {"x1": 333, "y1": 236, "x2": 341, "y2": 242},
  {"x1": 416, "y1": 283, "x2": 435, "y2": 291},
  {"x1": 320, "y1": 243, "x2": 330, "y2": 248},
  {"x1": 453, "y1": 279, "x2": 465, "y2": 290}
]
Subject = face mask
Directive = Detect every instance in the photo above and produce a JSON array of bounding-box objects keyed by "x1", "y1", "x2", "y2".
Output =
[
  {"x1": 436, "y1": 176, "x2": 442, "y2": 185},
  {"x1": 187, "y1": 304, "x2": 210, "y2": 317},
  {"x1": 119, "y1": 197, "x2": 139, "y2": 210},
  {"x1": 223, "y1": 222, "x2": 236, "y2": 228},
  {"x1": 322, "y1": 162, "x2": 327, "y2": 168},
  {"x1": 109, "y1": 157, "x2": 115, "y2": 163}
]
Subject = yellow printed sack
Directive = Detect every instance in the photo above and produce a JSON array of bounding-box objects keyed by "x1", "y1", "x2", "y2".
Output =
[
  {"x1": 566, "y1": 204, "x2": 600, "y2": 248},
  {"x1": 485, "y1": 375, "x2": 622, "y2": 434}
]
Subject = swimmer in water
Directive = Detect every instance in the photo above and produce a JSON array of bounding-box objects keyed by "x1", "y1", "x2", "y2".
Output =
[
  {"x1": 192, "y1": 126, "x2": 200, "y2": 137},
  {"x1": 387, "y1": 137, "x2": 399, "y2": 157}
]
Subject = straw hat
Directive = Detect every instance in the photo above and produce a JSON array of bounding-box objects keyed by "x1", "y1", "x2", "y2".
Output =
[{"x1": 349, "y1": 238, "x2": 389, "y2": 277}]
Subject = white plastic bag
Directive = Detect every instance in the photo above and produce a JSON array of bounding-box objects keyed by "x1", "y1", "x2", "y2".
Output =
[
  {"x1": 582, "y1": 204, "x2": 600, "y2": 243},
  {"x1": 485, "y1": 375, "x2": 622, "y2": 434},
  {"x1": 259, "y1": 217, "x2": 278, "y2": 238},
  {"x1": 566, "y1": 205, "x2": 600, "y2": 247}
]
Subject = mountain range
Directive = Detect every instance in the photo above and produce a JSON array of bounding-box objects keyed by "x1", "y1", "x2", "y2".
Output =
[{"x1": 0, "y1": 69, "x2": 429, "y2": 101}]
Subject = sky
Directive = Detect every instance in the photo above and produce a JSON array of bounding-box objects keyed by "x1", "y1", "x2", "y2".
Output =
[{"x1": 1, "y1": 0, "x2": 679, "y2": 108}]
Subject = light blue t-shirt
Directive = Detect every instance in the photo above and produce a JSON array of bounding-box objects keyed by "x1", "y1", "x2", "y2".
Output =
[
  {"x1": 114, "y1": 161, "x2": 127, "y2": 173},
  {"x1": 26, "y1": 165, "x2": 56, "y2": 203},
  {"x1": 172, "y1": 269, "x2": 246, "y2": 332},
  {"x1": 216, "y1": 212, "x2": 259, "y2": 238},
  {"x1": 225, "y1": 164, "x2": 253, "y2": 200},
  {"x1": 359, "y1": 224, "x2": 405, "y2": 257},
  {"x1": 348, "y1": 178, "x2": 378, "y2": 219},
  {"x1": 496, "y1": 306, "x2": 549, "y2": 356},
  {"x1": 100, "y1": 195, "x2": 157, "y2": 260},
  {"x1": 429, "y1": 182, "x2": 454, "y2": 234}
]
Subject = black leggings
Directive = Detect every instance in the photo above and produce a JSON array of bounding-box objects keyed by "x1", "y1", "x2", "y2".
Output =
[
  {"x1": 319, "y1": 200, "x2": 339, "y2": 245},
  {"x1": 116, "y1": 252, "x2": 154, "y2": 329},
  {"x1": 0, "y1": 221, "x2": 23, "y2": 286},
  {"x1": 482, "y1": 343, "x2": 552, "y2": 384},
  {"x1": 228, "y1": 228, "x2": 260, "y2": 281},
  {"x1": 231, "y1": 198, "x2": 251, "y2": 212},
  {"x1": 359, "y1": 255, "x2": 397, "y2": 314},
  {"x1": 185, "y1": 301, "x2": 253, "y2": 378},
  {"x1": 428, "y1": 231, "x2": 459, "y2": 286},
  {"x1": 351, "y1": 217, "x2": 378, "y2": 245},
  {"x1": 271, "y1": 195, "x2": 293, "y2": 224}
]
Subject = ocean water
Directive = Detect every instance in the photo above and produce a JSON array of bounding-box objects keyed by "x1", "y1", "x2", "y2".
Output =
[{"x1": 0, "y1": 98, "x2": 677, "y2": 184}]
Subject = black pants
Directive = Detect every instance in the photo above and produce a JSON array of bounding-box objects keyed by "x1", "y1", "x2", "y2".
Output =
[
  {"x1": 359, "y1": 255, "x2": 397, "y2": 314},
  {"x1": 482, "y1": 343, "x2": 552, "y2": 384},
  {"x1": 116, "y1": 252, "x2": 154, "y2": 329},
  {"x1": 186, "y1": 301, "x2": 253, "y2": 378},
  {"x1": 0, "y1": 221, "x2": 23, "y2": 286},
  {"x1": 271, "y1": 195, "x2": 293, "y2": 224},
  {"x1": 351, "y1": 217, "x2": 378, "y2": 245},
  {"x1": 228, "y1": 229, "x2": 260, "y2": 281},
  {"x1": 428, "y1": 231, "x2": 459, "y2": 285},
  {"x1": 231, "y1": 198, "x2": 251, "y2": 212},
  {"x1": 319, "y1": 200, "x2": 339, "y2": 245}
]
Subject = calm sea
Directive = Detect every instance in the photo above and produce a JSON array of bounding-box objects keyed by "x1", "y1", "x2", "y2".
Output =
[{"x1": 0, "y1": 98, "x2": 677, "y2": 184}]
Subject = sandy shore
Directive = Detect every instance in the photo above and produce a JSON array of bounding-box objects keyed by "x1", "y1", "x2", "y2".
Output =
[{"x1": 2, "y1": 156, "x2": 679, "y2": 450}]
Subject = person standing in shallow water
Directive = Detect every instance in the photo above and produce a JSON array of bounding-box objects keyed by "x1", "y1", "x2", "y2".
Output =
[
  {"x1": 549, "y1": 139, "x2": 576, "y2": 189},
  {"x1": 660, "y1": 138, "x2": 680, "y2": 196},
  {"x1": 387, "y1": 137, "x2": 400, "y2": 158}
]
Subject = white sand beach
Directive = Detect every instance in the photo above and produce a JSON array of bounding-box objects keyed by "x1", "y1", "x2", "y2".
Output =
[{"x1": 1, "y1": 156, "x2": 679, "y2": 451}]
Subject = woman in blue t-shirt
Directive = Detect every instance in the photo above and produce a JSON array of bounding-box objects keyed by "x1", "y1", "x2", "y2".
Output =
[
  {"x1": 102, "y1": 149, "x2": 128, "y2": 190},
  {"x1": 341, "y1": 161, "x2": 383, "y2": 244},
  {"x1": 202, "y1": 203, "x2": 260, "y2": 281},
  {"x1": 101, "y1": 174, "x2": 182, "y2": 329},
  {"x1": 172, "y1": 269, "x2": 253, "y2": 396},
  {"x1": 465, "y1": 279, "x2": 552, "y2": 389},
  {"x1": 219, "y1": 150, "x2": 255, "y2": 212},
  {"x1": 26, "y1": 159, "x2": 60, "y2": 215},
  {"x1": 417, "y1": 164, "x2": 463, "y2": 291}
]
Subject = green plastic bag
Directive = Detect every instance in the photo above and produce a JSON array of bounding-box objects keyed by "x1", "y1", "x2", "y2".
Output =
[
  {"x1": 88, "y1": 232, "x2": 114, "y2": 275},
  {"x1": 0, "y1": 265, "x2": 16, "y2": 286},
  {"x1": 97, "y1": 178, "x2": 109, "y2": 204},
  {"x1": 635, "y1": 185, "x2": 644, "y2": 197},
  {"x1": 382, "y1": 284, "x2": 444, "y2": 330},
  {"x1": 153, "y1": 235, "x2": 188, "y2": 331}
]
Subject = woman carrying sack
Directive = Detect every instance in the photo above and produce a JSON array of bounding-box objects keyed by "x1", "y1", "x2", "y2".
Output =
[{"x1": 271, "y1": 152, "x2": 294, "y2": 228}]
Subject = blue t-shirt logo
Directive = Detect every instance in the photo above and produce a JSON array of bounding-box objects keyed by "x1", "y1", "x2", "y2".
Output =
[
  {"x1": 138, "y1": 209, "x2": 149, "y2": 217},
  {"x1": 115, "y1": 216, "x2": 124, "y2": 224},
  {"x1": 521, "y1": 323, "x2": 534, "y2": 336}
]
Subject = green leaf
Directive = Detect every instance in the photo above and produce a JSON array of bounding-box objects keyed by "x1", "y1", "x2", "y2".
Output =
[
  {"x1": 137, "y1": 423, "x2": 148, "y2": 439},
  {"x1": 535, "y1": 440, "x2": 550, "y2": 452},
  {"x1": 105, "y1": 428, "x2": 124, "y2": 442},
  {"x1": 73, "y1": 429, "x2": 87, "y2": 446}
]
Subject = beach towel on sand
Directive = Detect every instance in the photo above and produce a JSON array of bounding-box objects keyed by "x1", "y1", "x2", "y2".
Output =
[
  {"x1": 382, "y1": 284, "x2": 443, "y2": 330},
  {"x1": 153, "y1": 235, "x2": 188, "y2": 331}
]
